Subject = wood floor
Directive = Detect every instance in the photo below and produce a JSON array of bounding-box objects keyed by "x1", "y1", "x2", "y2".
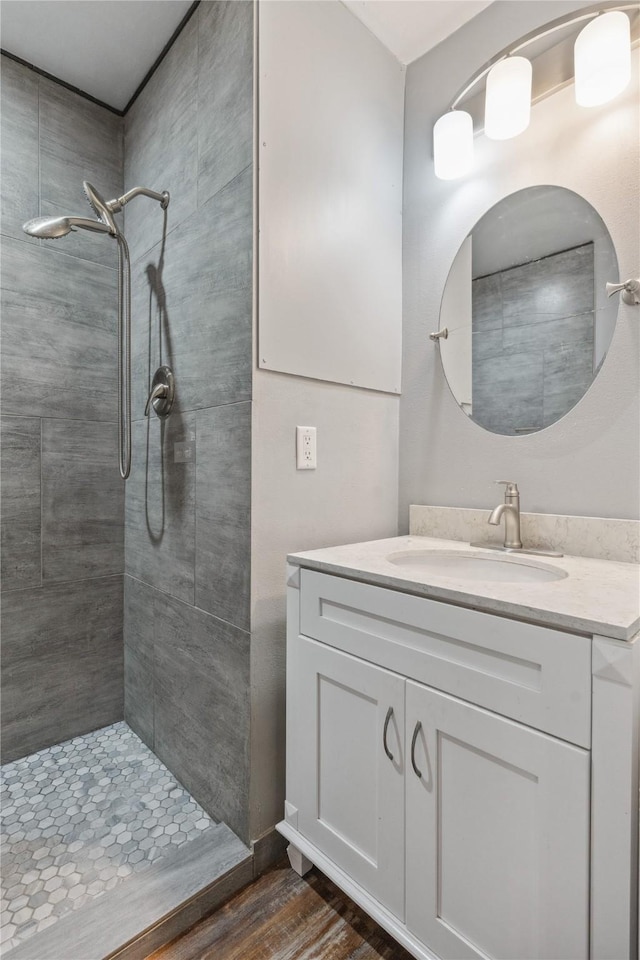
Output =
[{"x1": 148, "y1": 861, "x2": 413, "y2": 960}]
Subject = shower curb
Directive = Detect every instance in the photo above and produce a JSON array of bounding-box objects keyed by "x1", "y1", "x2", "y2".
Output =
[{"x1": 4, "y1": 824, "x2": 252, "y2": 960}]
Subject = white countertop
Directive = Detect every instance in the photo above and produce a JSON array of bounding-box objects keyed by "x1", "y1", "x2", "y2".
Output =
[{"x1": 288, "y1": 536, "x2": 640, "y2": 641}]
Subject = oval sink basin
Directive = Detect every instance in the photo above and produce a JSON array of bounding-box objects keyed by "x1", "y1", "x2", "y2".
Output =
[{"x1": 386, "y1": 550, "x2": 568, "y2": 584}]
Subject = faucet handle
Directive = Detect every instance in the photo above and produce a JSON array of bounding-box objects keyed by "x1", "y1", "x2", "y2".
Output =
[
  {"x1": 495, "y1": 480, "x2": 519, "y2": 496},
  {"x1": 144, "y1": 365, "x2": 174, "y2": 418},
  {"x1": 144, "y1": 383, "x2": 168, "y2": 417}
]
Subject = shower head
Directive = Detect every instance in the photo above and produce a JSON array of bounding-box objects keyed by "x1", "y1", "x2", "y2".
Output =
[
  {"x1": 83, "y1": 181, "x2": 119, "y2": 235},
  {"x1": 23, "y1": 215, "x2": 113, "y2": 239}
]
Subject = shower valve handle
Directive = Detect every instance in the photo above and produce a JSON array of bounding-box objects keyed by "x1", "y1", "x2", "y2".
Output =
[
  {"x1": 145, "y1": 366, "x2": 175, "y2": 419},
  {"x1": 144, "y1": 384, "x2": 168, "y2": 417}
]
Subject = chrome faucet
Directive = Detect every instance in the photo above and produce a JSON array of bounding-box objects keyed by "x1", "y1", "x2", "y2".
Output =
[
  {"x1": 470, "y1": 481, "x2": 563, "y2": 557},
  {"x1": 488, "y1": 481, "x2": 523, "y2": 549}
]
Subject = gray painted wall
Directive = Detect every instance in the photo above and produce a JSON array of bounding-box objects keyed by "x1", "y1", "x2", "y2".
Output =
[
  {"x1": 122, "y1": 1, "x2": 254, "y2": 845},
  {"x1": 400, "y1": 1, "x2": 640, "y2": 523},
  {"x1": 250, "y1": 1, "x2": 403, "y2": 845},
  {"x1": 0, "y1": 56, "x2": 124, "y2": 763}
]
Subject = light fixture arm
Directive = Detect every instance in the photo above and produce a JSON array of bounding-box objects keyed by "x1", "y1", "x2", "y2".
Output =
[{"x1": 448, "y1": 1, "x2": 637, "y2": 112}]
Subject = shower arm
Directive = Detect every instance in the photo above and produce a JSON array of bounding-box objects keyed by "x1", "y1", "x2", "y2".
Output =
[{"x1": 108, "y1": 186, "x2": 170, "y2": 214}]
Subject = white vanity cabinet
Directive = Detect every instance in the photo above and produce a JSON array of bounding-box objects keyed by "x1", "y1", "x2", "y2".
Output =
[{"x1": 279, "y1": 562, "x2": 640, "y2": 960}]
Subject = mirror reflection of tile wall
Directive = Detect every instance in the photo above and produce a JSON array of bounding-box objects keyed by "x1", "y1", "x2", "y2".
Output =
[{"x1": 471, "y1": 243, "x2": 594, "y2": 435}]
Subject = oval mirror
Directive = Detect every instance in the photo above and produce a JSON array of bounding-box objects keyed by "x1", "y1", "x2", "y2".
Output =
[{"x1": 438, "y1": 185, "x2": 619, "y2": 436}]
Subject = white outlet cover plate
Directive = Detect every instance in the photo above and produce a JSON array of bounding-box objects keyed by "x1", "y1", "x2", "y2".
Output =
[{"x1": 296, "y1": 426, "x2": 317, "y2": 470}]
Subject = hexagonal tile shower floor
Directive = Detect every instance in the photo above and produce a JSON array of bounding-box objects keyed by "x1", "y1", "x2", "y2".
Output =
[{"x1": 1, "y1": 722, "x2": 235, "y2": 955}]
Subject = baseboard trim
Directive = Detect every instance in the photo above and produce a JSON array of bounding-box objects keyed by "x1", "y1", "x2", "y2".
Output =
[{"x1": 252, "y1": 826, "x2": 289, "y2": 877}]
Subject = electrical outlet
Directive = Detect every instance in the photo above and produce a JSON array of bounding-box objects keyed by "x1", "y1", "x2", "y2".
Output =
[{"x1": 296, "y1": 426, "x2": 317, "y2": 470}]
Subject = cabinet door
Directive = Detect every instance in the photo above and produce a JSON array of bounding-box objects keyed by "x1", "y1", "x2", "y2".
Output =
[
  {"x1": 406, "y1": 681, "x2": 589, "y2": 960},
  {"x1": 296, "y1": 637, "x2": 405, "y2": 919}
]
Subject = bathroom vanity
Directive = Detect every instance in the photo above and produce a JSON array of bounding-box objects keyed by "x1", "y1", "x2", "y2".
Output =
[{"x1": 278, "y1": 535, "x2": 640, "y2": 960}]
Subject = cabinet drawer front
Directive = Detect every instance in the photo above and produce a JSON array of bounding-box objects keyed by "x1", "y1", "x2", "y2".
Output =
[{"x1": 299, "y1": 569, "x2": 591, "y2": 747}]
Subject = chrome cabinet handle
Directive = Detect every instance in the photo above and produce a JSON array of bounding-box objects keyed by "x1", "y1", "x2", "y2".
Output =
[
  {"x1": 411, "y1": 721, "x2": 423, "y2": 779},
  {"x1": 383, "y1": 707, "x2": 394, "y2": 762}
]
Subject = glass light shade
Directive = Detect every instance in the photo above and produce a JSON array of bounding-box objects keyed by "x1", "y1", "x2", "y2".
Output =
[
  {"x1": 574, "y1": 11, "x2": 631, "y2": 107},
  {"x1": 433, "y1": 111, "x2": 474, "y2": 181},
  {"x1": 484, "y1": 56, "x2": 532, "y2": 140}
]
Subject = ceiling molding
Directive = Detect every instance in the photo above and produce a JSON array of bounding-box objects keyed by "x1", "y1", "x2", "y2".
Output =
[{"x1": 0, "y1": 0, "x2": 195, "y2": 112}]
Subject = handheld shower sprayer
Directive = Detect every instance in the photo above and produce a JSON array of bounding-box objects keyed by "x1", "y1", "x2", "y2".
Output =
[
  {"x1": 23, "y1": 215, "x2": 113, "y2": 239},
  {"x1": 22, "y1": 181, "x2": 170, "y2": 480}
]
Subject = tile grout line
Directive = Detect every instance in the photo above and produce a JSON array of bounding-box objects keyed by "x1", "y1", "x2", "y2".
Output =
[
  {"x1": 39, "y1": 417, "x2": 43, "y2": 590},
  {"x1": 3, "y1": 573, "x2": 125, "y2": 598},
  {"x1": 131, "y1": 396, "x2": 252, "y2": 426},
  {"x1": 193, "y1": 412, "x2": 198, "y2": 611},
  {"x1": 37, "y1": 71, "x2": 44, "y2": 589},
  {"x1": 124, "y1": 573, "x2": 251, "y2": 638},
  {"x1": 196, "y1": 1, "x2": 201, "y2": 212}
]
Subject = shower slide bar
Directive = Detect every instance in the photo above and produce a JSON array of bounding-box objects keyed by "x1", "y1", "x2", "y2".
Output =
[{"x1": 23, "y1": 182, "x2": 170, "y2": 479}]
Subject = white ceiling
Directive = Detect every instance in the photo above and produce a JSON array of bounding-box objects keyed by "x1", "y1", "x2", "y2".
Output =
[
  {"x1": 0, "y1": 1, "x2": 193, "y2": 110},
  {"x1": 342, "y1": 0, "x2": 493, "y2": 65},
  {"x1": 0, "y1": 0, "x2": 492, "y2": 112}
]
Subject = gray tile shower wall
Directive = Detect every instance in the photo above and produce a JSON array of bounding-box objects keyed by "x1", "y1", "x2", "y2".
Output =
[
  {"x1": 197, "y1": 1, "x2": 254, "y2": 205},
  {"x1": 1, "y1": 577, "x2": 124, "y2": 762},
  {"x1": 124, "y1": 16, "x2": 199, "y2": 261},
  {"x1": 39, "y1": 76, "x2": 122, "y2": 269},
  {"x1": 123, "y1": 1, "x2": 254, "y2": 842},
  {"x1": 0, "y1": 55, "x2": 125, "y2": 761},
  {"x1": 124, "y1": 576, "x2": 250, "y2": 842},
  {"x1": 125, "y1": 413, "x2": 197, "y2": 604},
  {"x1": 0, "y1": 417, "x2": 41, "y2": 592},
  {"x1": 195, "y1": 401, "x2": 251, "y2": 630},
  {"x1": 41, "y1": 419, "x2": 124, "y2": 582},
  {"x1": 0, "y1": 57, "x2": 39, "y2": 245},
  {"x1": 129, "y1": 167, "x2": 253, "y2": 421},
  {"x1": 1, "y1": 237, "x2": 119, "y2": 421}
]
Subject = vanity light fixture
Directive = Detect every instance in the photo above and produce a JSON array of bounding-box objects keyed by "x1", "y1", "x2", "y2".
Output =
[
  {"x1": 433, "y1": 2, "x2": 635, "y2": 180},
  {"x1": 433, "y1": 111, "x2": 474, "y2": 180},
  {"x1": 484, "y1": 56, "x2": 533, "y2": 140},
  {"x1": 575, "y1": 11, "x2": 632, "y2": 106}
]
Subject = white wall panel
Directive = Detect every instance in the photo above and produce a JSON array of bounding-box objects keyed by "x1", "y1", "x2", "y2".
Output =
[
  {"x1": 249, "y1": 371, "x2": 399, "y2": 840},
  {"x1": 258, "y1": 0, "x2": 404, "y2": 393}
]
